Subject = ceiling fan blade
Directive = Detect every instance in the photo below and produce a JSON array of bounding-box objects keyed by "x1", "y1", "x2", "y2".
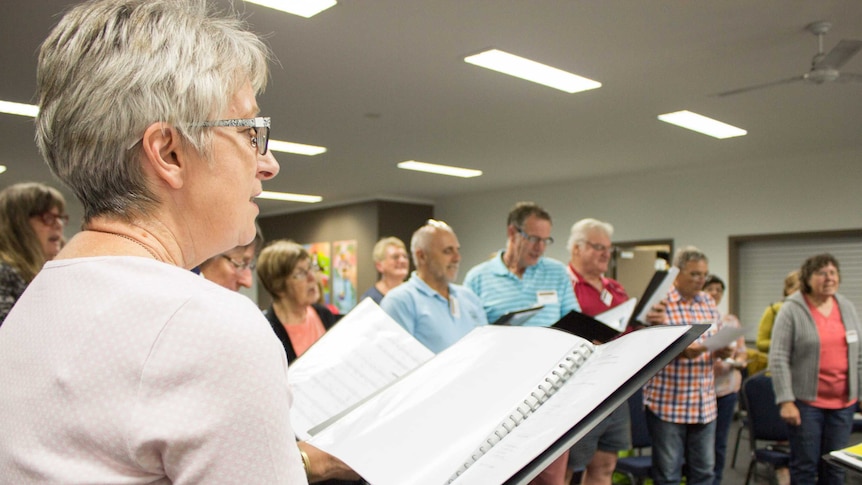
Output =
[
  {"x1": 712, "y1": 75, "x2": 804, "y2": 97},
  {"x1": 836, "y1": 72, "x2": 862, "y2": 83},
  {"x1": 814, "y1": 39, "x2": 862, "y2": 69}
]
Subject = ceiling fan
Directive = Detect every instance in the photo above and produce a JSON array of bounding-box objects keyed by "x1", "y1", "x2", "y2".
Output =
[{"x1": 715, "y1": 21, "x2": 862, "y2": 97}]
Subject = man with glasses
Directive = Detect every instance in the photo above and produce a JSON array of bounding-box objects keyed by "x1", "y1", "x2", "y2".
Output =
[
  {"x1": 380, "y1": 220, "x2": 487, "y2": 353},
  {"x1": 643, "y1": 247, "x2": 733, "y2": 485},
  {"x1": 564, "y1": 218, "x2": 667, "y2": 485},
  {"x1": 463, "y1": 202, "x2": 579, "y2": 485}
]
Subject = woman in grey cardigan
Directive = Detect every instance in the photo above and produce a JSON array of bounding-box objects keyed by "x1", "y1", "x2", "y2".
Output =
[{"x1": 769, "y1": 253, "x2": 862, "y2": 485}]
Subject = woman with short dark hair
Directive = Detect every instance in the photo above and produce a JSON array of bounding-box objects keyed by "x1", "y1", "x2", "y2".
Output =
[{"x1": 770, "y1": 253, "x2": 862, "y2": 485}]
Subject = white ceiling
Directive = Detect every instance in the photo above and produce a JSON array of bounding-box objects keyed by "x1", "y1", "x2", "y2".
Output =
[{"x1": 2, "y1": 1, "x2": 861, "y2": 217}]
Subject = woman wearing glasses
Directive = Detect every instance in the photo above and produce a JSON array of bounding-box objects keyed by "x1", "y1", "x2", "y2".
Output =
[
  {"x1": 0, "y1": 182, "x2": 67, "y2": 325},
  {"x1": 770, "y1": 254, "x2": 862, "y2": 485},
  {"x1": 258, "y1": 240, "x2": 338, "y2": 362},
  {"x1": 0, "y1": 1, "x2": 356, "y2": 482},
  {"x1": 199, "y1": 223, "x2": 265, "y2": 292}
]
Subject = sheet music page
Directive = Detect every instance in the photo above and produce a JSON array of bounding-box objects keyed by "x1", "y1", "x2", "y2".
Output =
[
  {"x1": 452, "y1": 324, "x2": 692, "y2": 484},
  {"x1": 288, "y1": 298, "x2": 434, "y2": 440},
  {"x1": 594, "y1": 297, "x2": 637, "y2": 331},
  {"x1": 307, "y1": 325, "x2": 585, "y2": 485},
  {"x1": 702, "y1": 325, "x2": 745, "y2": 351},
  {"x1": 635, "y1": 267, "x2": 679, "y2": 324}
]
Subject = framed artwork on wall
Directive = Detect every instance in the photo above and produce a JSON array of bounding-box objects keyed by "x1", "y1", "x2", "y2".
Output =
[
  {"x1": 304, "y1": 242, "x2": 332, "y2": 306},
  {"x1": 333, "y1": 239, "x2": 358, "y2": 313}
]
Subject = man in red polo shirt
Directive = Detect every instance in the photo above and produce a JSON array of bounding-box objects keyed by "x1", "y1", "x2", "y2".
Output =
[{"x1": 564, "y1": 218, "x2": 666, "y2": 485}]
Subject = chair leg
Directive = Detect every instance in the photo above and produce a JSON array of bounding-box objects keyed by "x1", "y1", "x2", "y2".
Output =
[
  {"x1": 745, "y1": 458, "x2": 755, "y2": 485},
  {"x1": 731, "y1": 424, "x2": 745, "y2": 468}
]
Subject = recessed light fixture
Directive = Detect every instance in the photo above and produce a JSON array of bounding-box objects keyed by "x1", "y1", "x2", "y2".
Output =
[
  {"x1": 269, "y1": 140, "x2": 327, "y2": 156},
  {"x1": 397, "y1": 160, "x2": 482, "y2": 178},
  {"x1": 464, "y1": 49, "x2": 601, "y2": 94},
  {"x1": 0, "y1": 165, "x2": 7, "y2": 174},
  {"x1": 0, "y1": 100, "x2": 39, "y2": 118},
  {"x1": 257, "y1": 191, "x2": 322, "y2": 203},
  {"x1": 244, "y1": 0, "x2": 336, "y2": 18},
  {"x1": 657, "y1": 110, "x2": 747, "y2": 139}
]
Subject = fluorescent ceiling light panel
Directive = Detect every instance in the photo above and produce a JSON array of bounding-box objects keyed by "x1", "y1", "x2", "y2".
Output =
[
  {"x1": 397, "y1": 160, "x2": 482, "y2": 178},
  {"x1": 269, "y1": 140, "x2": 327, "y2": 156},
  {"x1": 464, "y1": 49, "x2": 601, "y2": 93},
  {"x1": 244, "y1": 0, "x2": 336, "y2": 18},
  {"x1": 0, "y1": 100, "x2": 39, "y2": 117},
  {"x1": 657, "y1": 110, "x2": 747, "y2": 139},
  {"x1": 257, "y1": 191, "x2": 322, "y2": 203},
  {"x1": 0, "y1": 165, "x2": 7, "y2": 174}
]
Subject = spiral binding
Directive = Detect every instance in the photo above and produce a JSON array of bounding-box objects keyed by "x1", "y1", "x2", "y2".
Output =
[{"x1": 446, "y1": 341, "x2": 596, "y2": 483}]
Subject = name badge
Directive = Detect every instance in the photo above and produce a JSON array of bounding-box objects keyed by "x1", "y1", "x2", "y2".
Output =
[
  {"x1": 450, "y1": 296, "x2": 461, "y2": 318},
  {"x1": 847, "y1": 330, "x2": 858, "y2": 344},
  {"x1": 537, "y1": 290, "x2": 558, "y2": 305},
  {"x1": 601, "y1": 289, "x2": 613, "y2": 306}
]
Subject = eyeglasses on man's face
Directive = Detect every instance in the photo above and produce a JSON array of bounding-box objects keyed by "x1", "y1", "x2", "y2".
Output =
[
  {"x1": 221, "y1": 255, "x2": 255, "y2": 272},
  {"x1": 198, "y1": 116, "x2": 271, "y2": 155},
  {"x1": 584, "y1": 241, "x2": 616, "y2": 254},
  {"x1": 686, "y1": 271, "x2": 709, "y2": 280},
  {"x1": 516, "y1": 227, "x2": 554, "y2": 246},
  {"x1": 34, "y1": 212, "x2": 69, "y2": 226}
]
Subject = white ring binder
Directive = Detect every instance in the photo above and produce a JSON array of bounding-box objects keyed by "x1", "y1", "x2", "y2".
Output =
[{"x1": 447, "y1": 341, "x2": 597, "y2": 483}]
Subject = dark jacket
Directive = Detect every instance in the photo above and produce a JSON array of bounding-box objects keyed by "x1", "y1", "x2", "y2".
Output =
[{"x1": 265, "y1": 303, "x2": 337, "y2": 363}]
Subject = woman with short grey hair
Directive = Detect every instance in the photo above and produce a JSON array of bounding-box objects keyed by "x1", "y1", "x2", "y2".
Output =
[{"x1": 0, "y1": 0, "x2": 356, "y2": 482}]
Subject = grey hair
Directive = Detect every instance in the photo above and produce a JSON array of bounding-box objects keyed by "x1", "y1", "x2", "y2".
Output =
[
  {"x1": 35, "y1": 0, "x2": 271, "y2": 222},
  {"x1": 673, "y1": 246, "x2": 708, "y2": 269},
  {"x1": 410, "y1": 219, "x2": 453, "y2": 267},
  {"x1": 566, "y1": 218, "x2": 614, "y2": 253}
]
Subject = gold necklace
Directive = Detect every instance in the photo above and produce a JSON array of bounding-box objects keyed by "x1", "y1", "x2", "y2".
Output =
[{"x1": 88, "y1": 229, "x2": 162, "y2": 262}]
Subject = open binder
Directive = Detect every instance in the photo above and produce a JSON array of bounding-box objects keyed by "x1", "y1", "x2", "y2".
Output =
[
  {"x1": 629, "y1": 267, "x2": 678, "y2": 326},
  {"x1": 289, "y1": 300, "x2": 705, "y2": 485},
  {"x1": 491, "y1": 304, "x2": 545, "y2": 326},
  {"x1": 827, "y1": 441, "x2": 862, "y2": 473},
  {"x1": 552, "y1": 268, "x2": 678, "y2": 344},
  {"x1": 552, "y1": 298, "x2": 636, "y2": 343}
]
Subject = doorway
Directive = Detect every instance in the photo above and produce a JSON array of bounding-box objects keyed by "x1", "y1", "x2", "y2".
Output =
[{"x1": 611, "y1": 239, "x2": 673, "y2": 298}]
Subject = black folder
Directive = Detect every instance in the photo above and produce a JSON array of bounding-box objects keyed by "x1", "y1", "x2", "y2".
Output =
[{"x1": 552, "y1": 310, "x2": 622, "y2": 343}]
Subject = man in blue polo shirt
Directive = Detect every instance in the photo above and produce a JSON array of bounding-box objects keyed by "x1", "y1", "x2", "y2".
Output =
[
  {"x1": 464, "y1": 202, "x2": 579, "y2": 327},
  {"x1": 380, "y1": 219, "x2": 487, "y2": 353},
  {"x1": 463, "y1": 201, "x2": 579, "y2": 485}
]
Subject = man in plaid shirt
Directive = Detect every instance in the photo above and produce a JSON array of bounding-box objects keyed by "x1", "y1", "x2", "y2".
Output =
[{"x1": 643, "y1": 247, "x2": 734, "y2": 485}]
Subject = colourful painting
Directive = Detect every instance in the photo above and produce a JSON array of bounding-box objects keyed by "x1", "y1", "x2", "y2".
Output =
[
  {"x1": 303, "y1": 242, "x2": 332, "y2": 306},
  {"x1": 332, "y1": 239, "x2": 358, "y2": 313}
]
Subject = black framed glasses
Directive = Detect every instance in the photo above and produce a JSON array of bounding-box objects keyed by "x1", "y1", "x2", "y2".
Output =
[
  {"x1": 516, "y1": 227, "x2": 554, "y2": 246},
  {"x1": 34, "y1": 212, "x2": 70, "y2": 226},
  {"x1": 199, "y1": 116, "x2": 271, "y2": 155},
  {"x1": 221, "y1": 255, "x2": 256, "y2": 271}
]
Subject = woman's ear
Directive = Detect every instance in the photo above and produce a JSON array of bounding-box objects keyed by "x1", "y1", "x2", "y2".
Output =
[{"x1": 140, "y1": 123, "x2": 187, "y2": 190}]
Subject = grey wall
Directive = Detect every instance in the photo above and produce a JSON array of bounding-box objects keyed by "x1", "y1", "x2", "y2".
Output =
[
  {"x1": 436, "y1": 149, "x2": 862, "y2": 317},
  {"x1": 257, "y1": 200, "x2": 432, "y2": 309}
]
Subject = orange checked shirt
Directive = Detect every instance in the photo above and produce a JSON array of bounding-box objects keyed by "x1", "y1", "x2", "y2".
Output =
[{"x1": 643, "y1": 286, "x2": 721, "y2": 424}]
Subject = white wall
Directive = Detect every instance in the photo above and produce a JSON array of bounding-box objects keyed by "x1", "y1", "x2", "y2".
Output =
[{"x1": 436, "y1": 148, "x2": 862, "y2": 316}]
